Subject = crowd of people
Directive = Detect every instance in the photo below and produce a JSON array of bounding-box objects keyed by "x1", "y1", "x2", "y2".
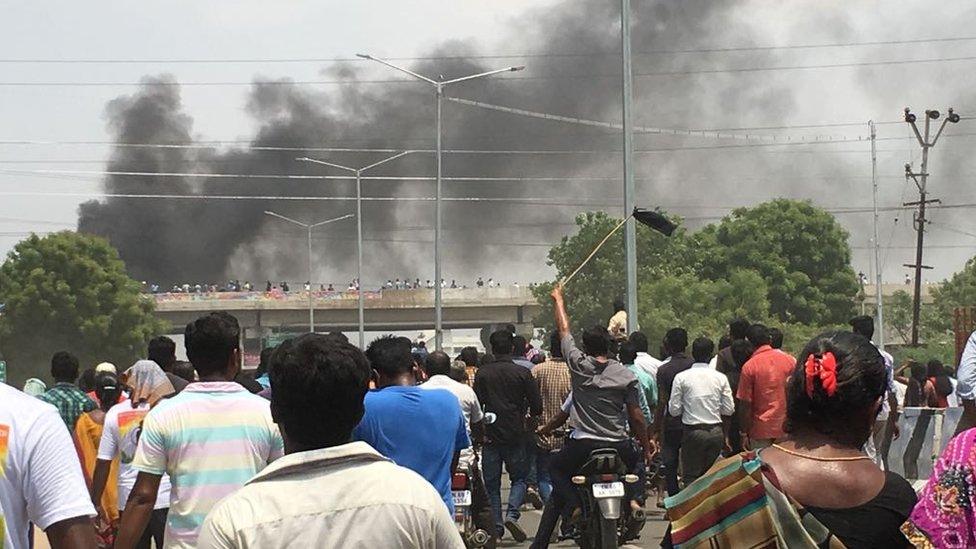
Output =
[
  {"x1": 143, "y1": 277, "x2": 536, "y2": 295},
  {"x1": 4, "y1": 287, "x2": 976, "y2": 549}
]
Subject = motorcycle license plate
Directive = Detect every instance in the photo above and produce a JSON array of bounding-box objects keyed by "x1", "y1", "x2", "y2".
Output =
[
  {"x1": 592, "y1": 481, "x2": 624, "y2": 498},
  {"x1": 452, "y1": 490, "x2": 472, "y2": 506}
]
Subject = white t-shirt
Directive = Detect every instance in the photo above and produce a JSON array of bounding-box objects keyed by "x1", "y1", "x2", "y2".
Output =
[
  {"x1": 0, "y1": 383, "x2": 95, "y2": 549},
  {"x1": 97, "y1": 401, "x2": 172, "y2": 510},
  {"x1": 420, "y1": 375, "x2": 484, "y2": 463}
]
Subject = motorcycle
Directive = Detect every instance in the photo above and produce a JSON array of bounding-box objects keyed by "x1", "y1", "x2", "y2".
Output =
[
  {"x1": 570, "y1": 448, "x2": 645, "y2": 549},
  {"x1": 451, "y1": 411, "x2": 495, "y2": 548}
]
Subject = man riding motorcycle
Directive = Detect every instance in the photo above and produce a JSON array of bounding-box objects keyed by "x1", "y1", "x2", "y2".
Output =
[{"x1": 530, "y1": 285, "x2": 654, "y2": 548}]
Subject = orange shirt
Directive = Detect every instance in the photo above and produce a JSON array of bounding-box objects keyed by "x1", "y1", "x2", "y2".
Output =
[{"x1": 736, "y1": 345, "x2": 795, "y2": 440}]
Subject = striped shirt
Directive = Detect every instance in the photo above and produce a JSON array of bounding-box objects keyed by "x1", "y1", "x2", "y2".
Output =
[
  {"x1": 131, "y1": 382, "x2": 283, "y2": 548},
  {"x1": 37, "y1": 383, "x2": 96, "y2": 430}
]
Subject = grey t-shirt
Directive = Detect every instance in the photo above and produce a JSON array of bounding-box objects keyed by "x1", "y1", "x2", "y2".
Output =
[{"x1": 561, "y1": 334, "x2": 639, "y2": 441}]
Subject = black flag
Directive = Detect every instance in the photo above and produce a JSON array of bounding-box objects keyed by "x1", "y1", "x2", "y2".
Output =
[{"x1": 633, "y1": 208, "x2": 676, "y2": 237}]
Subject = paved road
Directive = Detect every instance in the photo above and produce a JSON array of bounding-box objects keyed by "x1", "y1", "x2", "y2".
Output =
[{"x1": 496, "y1": 484, "x2": 668, "y2": 548}]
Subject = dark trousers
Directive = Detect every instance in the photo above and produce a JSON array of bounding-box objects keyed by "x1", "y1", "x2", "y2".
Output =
[
  {"x1": 120, "y1": 507, "x2": 168, "y2": 549},
  {"x1": 680, "y1": 424, "x2": 724, "y2": 486},
  {"x1": 482, "y1": 442, "x2": 529, "y2": 535},
  {"x1": 531, "y1": 438, "x2": 639, "y2": 549},
  {"x1": 661, "y1": 428, "x2": 683, "y2": 496}
]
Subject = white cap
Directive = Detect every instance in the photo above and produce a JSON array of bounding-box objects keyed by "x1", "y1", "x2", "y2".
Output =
[{"x1": 95, "y1": 362, "x2": 117, "y2": 374}]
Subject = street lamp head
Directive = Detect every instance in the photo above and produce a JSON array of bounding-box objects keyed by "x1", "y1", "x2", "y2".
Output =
[
  {"x1": 904, "y1": 108, "x2": 916, "y2": 123},
  {"x1": 947, "y1": 108, "x2": 961, "y2": 123},
  {"x1": 263, "y1": 210, "x2": 274, "y2": 216},
  {"x1": 926, "y1": 109, "x2": 940, "y2": 120},
  {"x1": 904, "y1": 163, "x2": 912, "y2": 173},
  {"x1": 355, "y1": 53, "x2": 372, "y2": 60},
  {"x1": 510, "y1": 65, "x2": 526, "y2": 72}
]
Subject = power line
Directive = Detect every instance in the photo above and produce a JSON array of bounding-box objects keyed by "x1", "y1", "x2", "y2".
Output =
[
  {"x1": 4, "y1": 36, "x2": 976, "y2": 64},
  {"x1": 3, "y1": 54, "x2": 976, "y2": 87}
]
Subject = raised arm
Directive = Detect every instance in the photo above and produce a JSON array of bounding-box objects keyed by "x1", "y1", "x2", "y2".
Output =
[{"x1": 551, "y1": 284, "x2": 570, "y2": 339}]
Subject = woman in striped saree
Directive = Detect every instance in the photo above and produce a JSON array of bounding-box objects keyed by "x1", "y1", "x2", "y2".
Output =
[{"x1": 665, "y1": 331, "x2": 916, "y2": 548}]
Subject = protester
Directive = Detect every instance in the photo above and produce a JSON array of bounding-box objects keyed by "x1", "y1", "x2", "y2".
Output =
[
  {"x1": 714, "y1": 318, "x2": 750, "y2": 373},
  {"x1": 512, "y1": 335, "x2": 535, "y2": 369},
  {"x1": 667, "y1": 338, "x2": 734, "y2": 485},
  {"x1": 39, "y1": 351, "x2": 97, "y2": 430},
  {"x1": 474, "y1": 329, "x2": 543, "y2": 542},
  {"x1": 926, "y1": 360, "x2": 952, "y2": 408},
  {"x1": 629, "y1": 331, "x2": 663, "y2": 378},
  {"x1": 531, "y1": 331, "x2": 574, "y2": 502},
  {"x1": 420, "y1": 351, "x2": 493, "y2": 542},
  {"x1": 170, "y1": 361, "x2": 196, "y2": 384},
  {"x1": 195, "y1": 334, "x2": 463, "y2": 548},
  {"x1": 458, "y1": 346, "x2": 480, "y2": 386},
  {"x1": 531, "y1": 286, "x2": 651, "y2": 549},
  {"x1": 769, "y1": 327, "x2": 785, "y2": 351},
  {"x1": 850, "y1": 315, "x2": 900, "y2": 467},
  {"x1": 901, "y1": 361, "x2": 927, "y2": 407},
  {"x1": 654, "y1": 327, "x2": 694, "y2": 497},
  {"x1": 902, "y1": 427, "x2": 976, "y2": 547},
  {"x1": 953, "y1": 330, "x2": 976, "y2": 436},
  {"x1": 116, "y1": 312, "x2": 284, "y2": 549},
  {"x1": 92, "y1": 360, "x2": 175, "y2": 549},
  {"x1": 74, "y1": 372, "x2": 124, "y2": 542},
  {"x1": 608, "y1": 297, "x2": 628, "y2": 342},
  {"x1": 253, "y1": 347, "x2": 274, "y2": 389},
  {"x1": 449, "y1": 360, "x2": 470, "y2": 383},
  {"x1": 148, "y1": 336, "x2": 190, "y2": 393},
  {"x1": 353, "y1": 336, "x2": 470, "y2": 516},
  {"x1": 621, "y1": 341, "x2": 658, "y2": 420},
  {"x1": 723, "y1": 338, "x2": 755, "y2": 453},
  {"x1": 737, "y1": 323, "x2": 796, "y2": 449},
  {"x1": 0, "y1": 382, "x2": 98, "y2": 549},
  {"x1": 666, "y1": 331, "x2": 916, "y2": 548}
]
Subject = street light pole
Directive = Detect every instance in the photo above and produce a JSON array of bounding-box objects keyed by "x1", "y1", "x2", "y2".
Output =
[
  {"x1": 356, "y1": 52, "x2": 524, "y2": 350},
  {"x1": 263, "y1": 211, "x2": 355, "y2": 334},
  {"x1": 298, "y1": 151, "x2": 414, "y2": 348},
  {"x1": 620, "y1": 0, "x2": 638, "y2": 334}
]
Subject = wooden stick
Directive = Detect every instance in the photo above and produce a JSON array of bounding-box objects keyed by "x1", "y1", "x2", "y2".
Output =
[{"x1": 559, "y1": 215, "x2": 631, "y2": 287}]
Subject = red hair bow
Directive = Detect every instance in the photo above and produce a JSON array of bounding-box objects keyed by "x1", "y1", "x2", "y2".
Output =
[{"x1": 805, "y1": 352, "x2": 838, "y2": 398}]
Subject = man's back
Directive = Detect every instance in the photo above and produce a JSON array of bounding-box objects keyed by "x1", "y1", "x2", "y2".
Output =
[
  {"x1": 737, "y1": 346, "x2": 796, "y2": 439},
  {"x1": 353, "y1": 386, "x2": 469, "y2": 512},
  {"x1": 532, "y1": 358, "x2": 572, "y2": 451},
  {"x1": 474, "y1": 358, "x2": 542, "y2": 445},
  {"x1": 132, "y1": 382, "x2": 283, "y2": 548},
  {"x1": 197, "y1": 442, "x2": 463, "y2": 549},
  {"x1": 656, "y1": 353, "x2": 695, "y2": 430},
  {"x1": 561, "y1": 335, "x2": 639, "y2": 441},
  {"x1": 670, "y1": 365, "x2": 734, "y2": 425},
  {"x1": 38, "y1": 382, "x2": 96, "y2": 430},
  {"x1": 0, "y1": 383, "x2": 95, "y2": 549}
]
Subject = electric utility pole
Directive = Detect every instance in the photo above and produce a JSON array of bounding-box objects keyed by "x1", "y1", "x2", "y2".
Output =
[{"x1": 902, "y1": 107, "x2": 959, "y2": 345}]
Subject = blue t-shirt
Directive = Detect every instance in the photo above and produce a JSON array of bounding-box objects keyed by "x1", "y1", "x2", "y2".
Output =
[{"x1": 353, "y1": 385, "x2": 470, "y2": 513}]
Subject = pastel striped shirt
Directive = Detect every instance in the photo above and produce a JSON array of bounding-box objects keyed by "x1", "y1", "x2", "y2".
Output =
[{"x1": 131, "y1": 381, "x2": 284, "y2": 548}]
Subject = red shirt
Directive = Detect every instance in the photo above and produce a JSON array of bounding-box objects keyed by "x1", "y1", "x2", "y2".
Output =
[{"x1": 736, "y1": 345, "x2": 795, "y2": 440}]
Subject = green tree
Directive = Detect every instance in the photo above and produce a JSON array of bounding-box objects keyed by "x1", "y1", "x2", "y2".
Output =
[
  {"x1": 532, "y1": 211, "x2": 701, "y2": 334},
  {"x1": 931, "y1": 255, "x2": 976, "y2": 332},
  {"x1": 0, "y1": 232, "x2": 165, "y2": 385},
  {"x1": 698, "y1": 199, "x2": 859, "y2": 325}
]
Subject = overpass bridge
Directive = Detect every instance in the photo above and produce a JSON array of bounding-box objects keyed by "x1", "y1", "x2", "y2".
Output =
[{"x1": 151, "y1": 286, "x2": 542, "y2": 335}]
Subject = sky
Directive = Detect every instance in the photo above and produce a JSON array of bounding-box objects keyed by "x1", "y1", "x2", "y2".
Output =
[{"x1": 3, "y1": 0, "x2": 976, "y2": 287}]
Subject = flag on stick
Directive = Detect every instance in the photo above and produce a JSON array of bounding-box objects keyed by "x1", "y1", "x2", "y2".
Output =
[{"x1": 559, "y1": 208, "x2": 674, "y2": 286}]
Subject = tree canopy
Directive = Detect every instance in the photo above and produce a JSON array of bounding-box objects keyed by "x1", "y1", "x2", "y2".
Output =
[{"x1": 0, "y1": 232, "x2": 165, "y2": 386}]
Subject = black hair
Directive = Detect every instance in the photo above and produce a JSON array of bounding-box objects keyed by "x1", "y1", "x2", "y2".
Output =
[
  {"x1": 480, "y1": 353, "x2": 495, "y2": 365},
  {"x1": 171, "y1": 361, "x2": 196, "y2": 383},
  {"x1": 613, "y1": 298, "x2": 625, "y2": 313},
  {"x1": 94, "y1": 372, "x2": 122, "y2": 413},
  {"x1": 928, "y1": 360, "x2": 953, "y2": 397},
  {"x1": 185, "y1": 312, "x2": 241, "y2": 377},
  {"x1": 629, "y1": 331, "x2": 649, "y2": 354},
  {"x1": 425, "y1": 351, "x2": 452, "y2": 377},
  {"x1": 448, "y1": 362, "x2": 469, "y2": 384},
  {"x1": 270, "y1": 333, "x2": 370, "y2": 449},
  {"x1": 325, "y1": 331, "x2": 349, "y2": 344},
  {"x1": 148, "y1": 336, "x2": 177, "y2": 371},
  {"x1": 582, "y1": 325, "x2": 610, "y2": 357},
  {"x1": 718, "y1": 334, "x2": 732, "y2": 351},
  {"x1": 692, "y1": 337, "x2": 715, "y2": 363},
  {"x1": 769, "y1": 327, "x2": 784, "y2": 350},
  {"x1": 255, "y1": 346, "x2": 276, "y2": 378},
  {"x1": 365, "y1": 335, "x2": 414, "y2": 376},
  {"x1": 489, "y1": 329, "x2": 514, "y2": 356},
  {"x1": 849, "y1": 315, "x2": 875, "y2": 340},
  {"x1": 618, "y1": 342, "x2": 638, "y2": 365},
  {"x1": 729, "y1": 318, "x2": 751, "y2": 340},
  {"x1": 730, "y1": 339, "x2": 755, "y2": 369},
  {"x1": 77, "y1": 368, "x2": 97, "y2": 393},
  {"x1": 513, "y1": 335, "x2": 528, "y2": 356},
  {"x1": 50, "y1": 351, "x2": 80, "y2": 383},
  {"x1": 905, "y1": 361, "x2": 926, "y2": 407},
  {"x1": 746, "y1": 323, "x2": 771, "y2": 347},
  {"x1": 549, "y1": 331, "x2": 563, "y2": 359},
  {"x1": 664, "y1": 328, "x2": 688, "y2": 354},
  {"x1": 458, "y1": 346, "x2": 479, "y2": 367},
  {"x1": 784, "y1": 331, "x2": 886, "y2": 448}
]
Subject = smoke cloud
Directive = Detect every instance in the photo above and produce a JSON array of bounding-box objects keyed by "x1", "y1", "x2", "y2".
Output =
[{"x1": 76, "y1": 0, "x2": 976, "y2": 287}]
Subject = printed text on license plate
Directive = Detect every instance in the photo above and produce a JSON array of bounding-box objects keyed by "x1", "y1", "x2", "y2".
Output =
[
  {"x1": 452, "y1": 490, "x2": 472, "y2": 506},
  {"x1": 592, "y1": 482, "x2": 624, "y2": 498}
]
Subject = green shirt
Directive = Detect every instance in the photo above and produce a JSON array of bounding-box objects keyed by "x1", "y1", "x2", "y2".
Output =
[
  {"x1": 626, "y1": 364, "x2": 658, "y2": 424},
  {"x1": 38, "y1": 382, "x2": 96, "y2": 430}
]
